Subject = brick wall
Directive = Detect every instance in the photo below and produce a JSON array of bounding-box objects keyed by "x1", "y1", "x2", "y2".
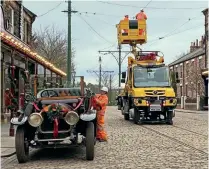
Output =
[{"x1": 169, "y1": 53, "x2": 206, "y2": 101}]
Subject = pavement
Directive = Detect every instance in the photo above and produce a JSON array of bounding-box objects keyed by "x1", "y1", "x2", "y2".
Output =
[
  {"x1": 1, "y1": 107, "x2": 208, "y2": 169},
  {"x1": 175, "y1": 109, "x2": 208, "y2": 114},
  {"x1": 1, "y1": 122, "x2": 16, "y2": 157}
]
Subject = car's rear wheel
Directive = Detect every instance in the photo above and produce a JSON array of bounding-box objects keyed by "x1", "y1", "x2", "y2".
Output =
[
  {"x1": 86, "y1": 122, "x2": 94, "y2": 160},
  {"x1": 15, "y1": 126, "x2": 29, "y2": 163}
]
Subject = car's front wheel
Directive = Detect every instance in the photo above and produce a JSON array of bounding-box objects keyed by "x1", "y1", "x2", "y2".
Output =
[
  {"x1": 15, "y1": 125, "x2": 29, "y2": 163},
  {"x1": 85, "y1": 122, "x2": 94, "y2": 160}
]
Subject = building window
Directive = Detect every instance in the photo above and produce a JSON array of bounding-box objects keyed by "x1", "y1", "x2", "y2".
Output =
[
  {"x1": 179, "y1": 65, "x2": 182, "y2": 78},
  {"x1": 180, "y1": 86, "x2": 183, "y2": 96},
  {"x1": 7, "y1": 6, "x2": 14, "y2": 34},
  {"x1": 23, "y1": 20, "x2": 28, "y2": 43},
  {"x1": 185, "y1": 84, "x2": 188, "y2": 96}
]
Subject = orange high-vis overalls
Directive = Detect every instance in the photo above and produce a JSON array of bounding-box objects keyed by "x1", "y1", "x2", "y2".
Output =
[
  {"x1": 94, "y1": 94, "x2": 108, "y2": 140},
  {"x1": 136, "y1": 12, "x2": 147, "y2": 20}
]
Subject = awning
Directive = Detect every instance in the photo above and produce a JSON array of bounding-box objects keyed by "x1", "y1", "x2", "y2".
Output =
[{"x1": 0, "y1": 31, "x2": 66, "y2": 77}]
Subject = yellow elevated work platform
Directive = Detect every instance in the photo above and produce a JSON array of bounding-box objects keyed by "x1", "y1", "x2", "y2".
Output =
[{"x1": 116, "y1": 20, "x2": 147, "y2": 45}]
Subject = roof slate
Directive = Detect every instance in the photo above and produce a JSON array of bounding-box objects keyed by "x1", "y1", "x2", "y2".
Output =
[{"x1": 169, "y1": 48, "x2": 205, "y2": 66}]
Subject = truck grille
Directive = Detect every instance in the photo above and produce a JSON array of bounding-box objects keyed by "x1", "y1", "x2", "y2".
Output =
[
  {"x1": 40, "y1": 113, "x2": 71, "y2": 132},
  {"x1": 145, "y1": 90, "x2": 165, "y2": 96}
]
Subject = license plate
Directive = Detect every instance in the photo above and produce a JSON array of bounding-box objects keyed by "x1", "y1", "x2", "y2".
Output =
[{"x1": 149, "y1": 104, "x2": 161, "y2": 111}]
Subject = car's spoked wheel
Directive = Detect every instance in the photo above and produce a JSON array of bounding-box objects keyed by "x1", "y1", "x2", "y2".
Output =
[
  {"x1": 15, "y1": 126, "x2": 29, "y2": 163},
  {"x1": 86, "y1": 122, "x2": 94, "y2": 160}
]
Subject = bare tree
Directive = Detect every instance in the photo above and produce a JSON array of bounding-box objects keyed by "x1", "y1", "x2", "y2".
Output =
[
  {"x1": 31, "y1": 25, "x2": 75, "y2": 73},
  {"x1": 101, "y1": 73, "x2": 116, "y2": 88}
]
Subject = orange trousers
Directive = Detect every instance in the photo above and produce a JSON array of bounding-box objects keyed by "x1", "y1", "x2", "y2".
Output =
[{"x1": 96, "y1": 113, "x2": 107, "y2": 140}]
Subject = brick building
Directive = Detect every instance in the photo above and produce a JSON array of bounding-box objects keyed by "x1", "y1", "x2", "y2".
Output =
[{"x1": 168, "y1": 36, "x2": 208, "y2": 110}]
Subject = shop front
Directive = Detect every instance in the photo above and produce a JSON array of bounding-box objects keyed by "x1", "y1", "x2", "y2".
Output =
[{"x1": 0, "y1": 6, "x2": 66, "y2": 120}]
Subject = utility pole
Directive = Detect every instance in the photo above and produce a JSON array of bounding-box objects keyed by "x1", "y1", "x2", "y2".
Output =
[
  {"x1": 118, "y1": 45, "x2": 121, "y2": 87},
  {"x1": 109, "y1": 73, "x2": 112, "y2": 105},
  {"x1": 67, "y1": 0, "x2": 71, "y2": 87},
  {"x1": 87, "y1": 70, "x2": 114, "y2": 86},
  {"x1": 62, "y1": 0, "x2": 78, "y2": 87},
  {"x1": 99, "y1": 48, "x2": 130, "y2": 87},
  {"x1": 99, "y1": 56, "x2": 102, "y2": 89}
]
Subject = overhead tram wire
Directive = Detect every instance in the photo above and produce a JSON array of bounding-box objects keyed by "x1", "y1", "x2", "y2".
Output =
[
  {"x1": 143, "y1": 0, "x2": 153, "y2": 9},
  {"x1": 78, "y1": 11, "x2": 121, "y2": 18},
  {"x1": 96, "y1": 1, "x2": 206, "y2": 10},
  {"x1": 79, "y1": 14, "x2": 116, "y2": 27},
  {"x1": 37, "y1": 1, "x2": 64, "y2": 17},
  {"x1": 145, "y1": 13, "x2": 203, "y2": 47},
  {"x1": 99, "y1": 42, "x2": 118, "y2": 51},
  {"x1": 162, "y1": 14, "x2": 203, "y2": 38},
  {"x1": 146, "y1": 25, "x2": 202, "y2": 48},
  {"x1": 78, "y1": 15, "x2": 114, "y2": 45},
  {"x1": 76, "y1": 10, "x2": 204, "y2": 20}
]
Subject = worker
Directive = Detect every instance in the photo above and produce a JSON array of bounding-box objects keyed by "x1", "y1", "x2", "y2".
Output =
[
  {"x1": 124, "y1": 15, "x2": 129, "y2": 20},
  {"x1": 136, "y1": 9, "x2": 147, "y2": 20},
  {"x1": 93, "y1": 87, "x2": 109, "y2": 142}
]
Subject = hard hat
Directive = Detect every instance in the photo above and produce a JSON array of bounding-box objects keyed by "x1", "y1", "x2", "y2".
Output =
[
  {"x1": 101, "y1": 87, "x2": 108, "y2": 93},
  {"x1": 141, "y1": 9, "x2": 144, "y2": 12},
  {"x1": 6, "y1": 88, "x2": 9, "y2": 91}
]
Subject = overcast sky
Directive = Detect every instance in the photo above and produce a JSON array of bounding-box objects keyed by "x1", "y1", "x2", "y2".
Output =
[{"x1": 23, "y1": 0, "x2": 208, "y2": 88}]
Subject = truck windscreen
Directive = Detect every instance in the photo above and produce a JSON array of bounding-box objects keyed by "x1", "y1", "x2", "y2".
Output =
[{"x1": 133, "y1": 66, "x2": 170, "y2": 87}]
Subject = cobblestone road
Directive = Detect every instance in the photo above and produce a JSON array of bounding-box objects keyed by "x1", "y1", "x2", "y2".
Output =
[{"x1": 1, "y1": 107, "x2": 208, "y2": 169}]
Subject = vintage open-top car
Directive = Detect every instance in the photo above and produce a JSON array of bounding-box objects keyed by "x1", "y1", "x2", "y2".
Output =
[{"x1": 11, "y1": 78, "x2": 97, "y2": 163}]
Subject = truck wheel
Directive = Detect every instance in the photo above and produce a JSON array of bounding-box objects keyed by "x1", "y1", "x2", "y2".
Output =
[
  {"x1": 86, "y1": 122, "x2": 94, "y2": 160},
  {"x1": 124, "y1": 114, "x2": 129, "y2": 120},
  {"x1": 166, "y1": 120, "x2": 173, "y2": 125},
  {"x1": 133, "y1": 108, "x2": 140, "y2": 124},
  {"x1": 166, "y1": 111, "x2": 173, "y2": 125},
  {"x1": 15, "y1": 126, "x2": 29, "y2": 163}
]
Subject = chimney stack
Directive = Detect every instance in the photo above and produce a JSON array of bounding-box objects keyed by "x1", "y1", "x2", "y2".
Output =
[
  {"x1": 199, "y1": 40, "x2": 202, "y2": 47},
  {"x1": 190, "y1": 42, "x2": 194, "y2": 52},
  {"x1": 196, "y1": 39, "x2": 198, "y2": 47}
]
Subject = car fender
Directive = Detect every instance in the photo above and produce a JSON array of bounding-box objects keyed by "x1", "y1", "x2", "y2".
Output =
[
  {"x1": 80, "y1": 110, "x2": 96, "y2": 121},
  {"x1": 11, "y1": 116, "x2": 28, "y2": 125}
]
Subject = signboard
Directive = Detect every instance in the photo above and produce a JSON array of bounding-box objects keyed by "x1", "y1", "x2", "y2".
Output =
[{"x1": 137, "y1": 53, "x2": 157, "y2": 61}]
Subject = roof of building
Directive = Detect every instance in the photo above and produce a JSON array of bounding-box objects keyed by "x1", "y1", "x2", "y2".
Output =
[
  {"x1": 23, "y1": 6, "x2": 37, "y2": 18},
  {"x1": 168, "y1": 47, "x2": 205, "y2": 66}
]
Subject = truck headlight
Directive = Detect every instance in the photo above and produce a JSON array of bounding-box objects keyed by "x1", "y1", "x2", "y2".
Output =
[
  {"x1": 28, "y1": 113, "x2": 43, "y2": 127},
  {"x1": 64, "y1": 111, "x2": 79, "y2": 125}
]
